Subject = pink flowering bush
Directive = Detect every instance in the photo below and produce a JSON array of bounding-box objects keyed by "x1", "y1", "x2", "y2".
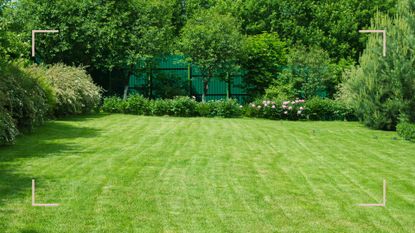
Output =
[{"x1": 245, "y1": 98, "x2": 306, "y2": 120}]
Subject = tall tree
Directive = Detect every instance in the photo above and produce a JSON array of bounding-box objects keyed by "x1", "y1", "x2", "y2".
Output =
[
  {"x1": 6, "y1": 0, "x2": 175, "y2": 96},
  {"x1": 178, "y1": 8, "x2": 242, "y2": 102},
  {"x1": 340, "y1": 0, "x2": 415, "y2": 130}
]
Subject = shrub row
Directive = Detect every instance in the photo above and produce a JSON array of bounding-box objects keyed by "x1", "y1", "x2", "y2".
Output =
[
  {"x1": 103, "y1": 95, "x2": 356, "y2": 121},
  {"x1": 0, "y1": 62, "x2": 102, "y2": 145},
  {"x1": 103, "y1": 95, "x2": 243, "y2": 118},
  {"x1": 0, "y1": 62, "x2": 49, "y2": 144}
]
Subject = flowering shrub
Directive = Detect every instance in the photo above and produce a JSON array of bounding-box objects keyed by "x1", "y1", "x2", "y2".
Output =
[
  {"x1": 102, "y1": 95, "x2": 357, "y2": 122},
  {"x1": 246, "y1": 99, "x2": 306, "y2": 120}
]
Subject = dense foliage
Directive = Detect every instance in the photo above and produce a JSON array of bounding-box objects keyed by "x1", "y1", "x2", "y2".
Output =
[
  {"x1": 27, "y1": 64, "x2": 103, "y2": 116},
  {"x1": 239, "y1": 32, "x2": 288, "y2": 98},
  {"x1": 6, "y1": 0, "x2": 175, "y2": 91},
  {"x1": 0, "y1": 62, "x2": 49, "y2": 144},
  {"x1": 172, "y1": 0, "x2": 396, "y2": 61},
  {"x1": 103, "y1": 95, "x2": 355, "y2": 121},
  {"x1": 264, "y1": 46, "x2": 351, "y2": 100},
  {"x1": 0, "y1": 62, "x2": 102, "y2": 145},
  {"x1": 340, "y1": 0, "x2": 415, "y2": 130},
  {"x1": 397, "y1": 122, "x2": 415, "y2": 141},
  {"x1": 103, "y1": 95, "x2": 243, "y2": 118}
]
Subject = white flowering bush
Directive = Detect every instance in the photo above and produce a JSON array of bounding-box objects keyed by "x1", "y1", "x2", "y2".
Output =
[
  {"x1": 245, "y1": 99, "x2": 306, "y2": 120},
  {"x1": 30, "y1": 64, "x2": 103, "y2": 116}
]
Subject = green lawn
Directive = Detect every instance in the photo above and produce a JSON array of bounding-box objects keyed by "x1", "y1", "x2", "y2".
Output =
[{"x1": 0, "y1": 114, "x2": 414, "y2": 233}]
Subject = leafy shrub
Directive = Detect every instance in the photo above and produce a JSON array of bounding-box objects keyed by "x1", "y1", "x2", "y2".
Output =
[
  {"x1": 24, "y1": 65, "x2": 56, "y2": 115},
  {"x1": 40, "y1": 64, "x2": 102, "y2": 116},
  {"x1": 102, "y1": 96, "x2": 242, "y2": 118},
  {"x1": 102, "y1": 96, "x2": 125, "y2": 113},
  {"x1": 124, "y1": 94, "x2": 151, "y2": 115},
  {"x1": 397, "y1": 122, "x2": 415, "y2": 141},
  {"x1": 195, "y1": 99, "x2": 242, "y2": 118},
  {"x1": 265, "y1": 46, "x2": 352, "y2": 100},
  {"x1": 210, "y1": 99, "x2": 243, "y2": 118},
  {"x1": 304, "y1": 97, "x2": 356, "y2": 121},
  {"x1": 169, "y1": 96, "x2": 198, "y2": 117},
  {"x1": 0, "y1": 62, "x2": 49, "y2": 131},
  {"x1": 151, "y1": 99, "x2": 172, "y2": 116},
  {"x1": 0, "y1": 107, "x2": 18, "y2": 145},
  {"x1": 196, "y1": 102, "x2": 211, "y2": 117},
  {"x1": 240, "y1": 32, "x2": 288, "y2": 97}
]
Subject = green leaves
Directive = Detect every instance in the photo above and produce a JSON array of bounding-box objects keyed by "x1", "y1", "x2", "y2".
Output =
[
  {"x1": 239, "y1": 32, "x2": 288, "y2": 97},
  {"x1": 6, "y1": 0, "x2": 175, "y2": 72},
  {"x1": 340, "y1": 0, "x2": 415, "y2": 130},
  {"x1": 178, "y1": 8, "x2": 242, "y2": 101}
]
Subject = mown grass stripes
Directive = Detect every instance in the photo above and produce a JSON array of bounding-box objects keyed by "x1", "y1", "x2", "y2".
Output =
[{"x1": 0, "y1": 114, "x2": 414, "y2": 232}]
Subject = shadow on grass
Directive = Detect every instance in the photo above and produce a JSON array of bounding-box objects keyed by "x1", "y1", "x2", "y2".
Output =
[{"x1": 0, "y1": 114, "x2": 103, "y2": 209}]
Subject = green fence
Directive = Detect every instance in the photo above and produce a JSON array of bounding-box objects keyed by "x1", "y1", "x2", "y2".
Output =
[{"x1": 128, "y1": 56, "x2": 249, "y2": 103}]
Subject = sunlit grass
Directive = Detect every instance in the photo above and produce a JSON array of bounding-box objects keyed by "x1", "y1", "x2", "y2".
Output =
[{"x1": 1, "y1": 114, "x2": 414, "y2": 232}]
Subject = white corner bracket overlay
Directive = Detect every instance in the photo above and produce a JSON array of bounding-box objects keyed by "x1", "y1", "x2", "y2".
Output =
[
  {"x1": 31, "y1": 30, "x2": 59, "y2": 57},
  {"x1": 359, "y1": 30, "x2": 387, "y2": 57},
  {"x1": 32, "y1": 179, "x2": 59, "y2": 207},
  {"x1": 357, "y1": 179, "x2": 387, "y2": 207}
]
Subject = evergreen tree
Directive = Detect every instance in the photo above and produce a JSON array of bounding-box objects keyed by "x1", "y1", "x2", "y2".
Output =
[{"x1": 340, "y1": 0, "x2": 415, "y2": 130}]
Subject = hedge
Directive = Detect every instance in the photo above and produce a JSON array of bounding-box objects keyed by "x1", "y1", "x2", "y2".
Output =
[
  {"x1": 102, "y1": 95, "x2": 355, "y2": 121},
  {"x1": 0, "y1": 62, "x2": 102, "y2": 145}
]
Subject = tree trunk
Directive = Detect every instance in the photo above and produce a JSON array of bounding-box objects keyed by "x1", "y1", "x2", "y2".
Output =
[
  {"x1": 123, "y1": 64, "x2": 134, "y2": 100},
  {"x1": 202, "y1": 79, "x2": 208, "y2": 103}
]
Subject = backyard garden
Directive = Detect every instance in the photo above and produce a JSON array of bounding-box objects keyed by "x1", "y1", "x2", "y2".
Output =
[{"x1": 1, "y1": 0, "x2": 415, "y2": 232}]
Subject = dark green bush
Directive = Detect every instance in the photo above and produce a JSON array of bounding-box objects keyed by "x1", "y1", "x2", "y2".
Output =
[
  {"x1": 0, "y1": 107, "x2": 18, "y2": 145},
  {"x1": 102, "y1": 96, "x2": 242, "y2": 118},
  {"x1": 151, "y1": 99, "x2": 172, "y2": 116},
  {"x1": 397, "y1": 122, "x2": 415, "y2": 141},
  {"x1": 196, "y1": 102, "x2": 211, "y2": 117},
  {"x1": 124, "y1": 94, "x2": 151, "y2": 115},
  {"x1": 304, "y1": 97, "x2": 356, "y2": 121},
  {"x1": 0, "y1": 63, "x2": 49, "y2": 131},
  {"x1": 195, "y1": 100, "x2": 242, "y2": 118},
  {"x1": 210, "y1": 99, "x2": 243, "y2": 118},
  {"x1": 169, "y1": 96, "x2": 198, "y2": 117},
  {"x1": 102, "y1": 96, "x2": 125, "y2": 113}
]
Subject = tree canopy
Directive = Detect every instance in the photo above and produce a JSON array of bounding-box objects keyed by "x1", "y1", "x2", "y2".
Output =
[
  {"x1": 6, "y1": 0, "x2": 175, "y2": 72},
  {"x1": 340, "y1": 0, "x2": 415, "y2": 130},
  {"x1": 178, "y1": 8, "x2": 242, "y2": 101}
]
